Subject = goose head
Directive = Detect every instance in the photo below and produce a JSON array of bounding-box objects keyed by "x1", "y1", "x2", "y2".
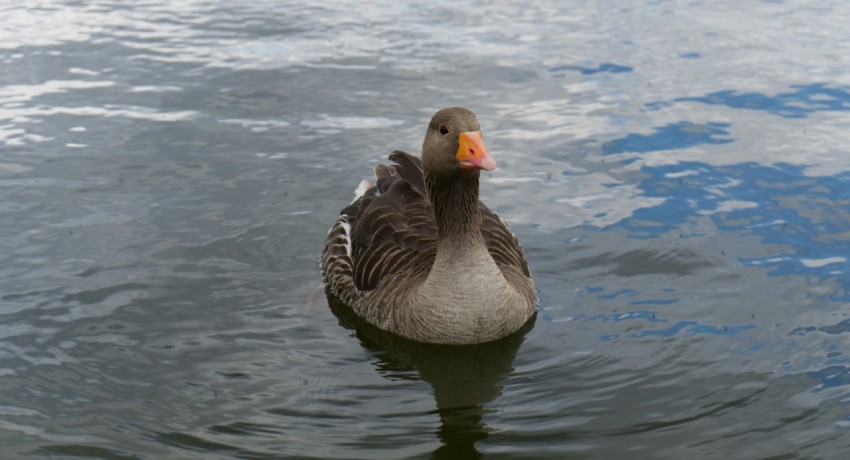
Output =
[{"x1": 421, "y1": 107, "x2": 496, "y2": 177}]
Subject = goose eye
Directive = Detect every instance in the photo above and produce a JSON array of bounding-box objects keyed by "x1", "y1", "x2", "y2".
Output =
[{"x1": 439, "y1": 125, "x2": 449, "y2": 135}]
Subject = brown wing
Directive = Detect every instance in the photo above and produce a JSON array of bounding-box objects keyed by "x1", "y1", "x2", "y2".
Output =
[
  {"x1": 322, "y1": 151, "x2": 437, "y2": 302},
  {"x1": 480, "y1": 205, "x2": 531, "y2": 278},
  {"x1": 322, "y1": 150, "x2": 531, "y2": 303}
]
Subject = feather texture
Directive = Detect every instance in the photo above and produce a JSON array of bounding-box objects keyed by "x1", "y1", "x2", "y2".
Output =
[
  {"x1": 321, "y1": 108, "x2": 536, "y2": 344},
  {"x1": 322, "y1": 151, "x2": 530, "y2": 295}
]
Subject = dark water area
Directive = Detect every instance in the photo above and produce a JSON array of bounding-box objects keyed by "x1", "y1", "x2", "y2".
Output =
[{"x1": 2, "y1": 1, "x2": 849, "y2": 458}]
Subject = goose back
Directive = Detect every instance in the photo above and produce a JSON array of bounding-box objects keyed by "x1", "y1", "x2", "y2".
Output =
[{"x1": 321, "y1": 150, "x2": 531, "y2": 309}]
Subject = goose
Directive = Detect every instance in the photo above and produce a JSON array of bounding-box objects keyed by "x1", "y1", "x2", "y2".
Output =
[{"x1": 321, "y1": 107, "x2": 536, "y2": 344}]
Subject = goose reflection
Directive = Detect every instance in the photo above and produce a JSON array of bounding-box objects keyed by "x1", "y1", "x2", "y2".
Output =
[{"x1": 327, "y1": 291, "x2": 536, "y2": 458}]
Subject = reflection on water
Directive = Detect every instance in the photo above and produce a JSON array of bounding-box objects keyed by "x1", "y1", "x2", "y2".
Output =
[
  {"x1": 328, "y1": 293, "x2": 536, "y2": 459},
  {"x1": 653, "y1": 83, "x2": 850, "y2": 119},
  {"x1": 3, "y1": 0, "x2": 850, "y2": 458}
]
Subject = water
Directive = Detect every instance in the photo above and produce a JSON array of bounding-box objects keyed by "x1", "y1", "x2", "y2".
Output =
[{"x1": 2, "y1": 0, "x2": 849, "y2": 458}]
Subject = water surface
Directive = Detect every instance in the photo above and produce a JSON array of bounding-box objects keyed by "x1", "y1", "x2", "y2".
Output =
[{"x1": 2, "y1": 1, "x2": 850, "y2": 458}]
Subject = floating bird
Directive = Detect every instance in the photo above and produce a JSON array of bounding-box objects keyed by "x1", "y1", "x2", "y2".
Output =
[{"x1": 322, "y1": 107, "x2": 536, "y2": 344}]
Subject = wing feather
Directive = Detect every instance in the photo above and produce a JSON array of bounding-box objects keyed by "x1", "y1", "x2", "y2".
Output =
[
  {"x1": 480, "y1": 206, "x2": 531, "y2": 278},
  {"x1": 325, "y1": 151, "x2": 437, "y2": 294},
  {"x1": 322, "y1": 150, "x2": 530, "y2": 303}
]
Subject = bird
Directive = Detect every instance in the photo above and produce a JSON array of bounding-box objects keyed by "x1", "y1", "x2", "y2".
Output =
[{"x1": 321, "y1": 107, "x2": 536, "y2": 344}]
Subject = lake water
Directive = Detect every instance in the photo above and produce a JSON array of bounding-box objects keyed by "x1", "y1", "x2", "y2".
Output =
[{"x1": 2, "y1": 0, "x2": 850, "y2": 458}]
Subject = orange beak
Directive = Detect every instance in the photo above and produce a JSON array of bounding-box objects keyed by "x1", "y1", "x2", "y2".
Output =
[{"x1": 456, "y1": 130, "x2": 496, "y2": 171}]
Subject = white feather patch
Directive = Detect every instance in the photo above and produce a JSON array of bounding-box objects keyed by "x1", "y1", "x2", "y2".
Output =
[
  {"x1": 340, "y1": 220, "x2": 352, "y2": 257},
  {"x1": 352, "y1": 179, "x2": 373, "y2": 202}
]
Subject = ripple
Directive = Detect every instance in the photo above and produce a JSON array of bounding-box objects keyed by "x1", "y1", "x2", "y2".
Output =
[
  {"x1": 301, "y1": 115, "x2": 404, "y2": 130},
  {"x1": 3, "y1": 0, "x2": 850, "y2": 458},
  {"x1": 801, "y1": 256, "x2": 847, "y2": 268},
  {"x1": 657, "y1": 84, "x2": 850, "y2": 119},
  {"x1": 0, "y1": 80, "x2": 115, "y2": 105},
  {"x1": 0, "y1": 105, "x2": 198, "y2": 122}
]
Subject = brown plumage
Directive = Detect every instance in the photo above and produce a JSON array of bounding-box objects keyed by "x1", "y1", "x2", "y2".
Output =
[{"x1": 321, "y1": 107, "x2": 536, "y2": 344}]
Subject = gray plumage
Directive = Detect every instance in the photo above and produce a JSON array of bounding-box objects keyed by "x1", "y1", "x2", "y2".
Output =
[{"x1": 321, "y1": 107, "x2": 536, "y2": 344}]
